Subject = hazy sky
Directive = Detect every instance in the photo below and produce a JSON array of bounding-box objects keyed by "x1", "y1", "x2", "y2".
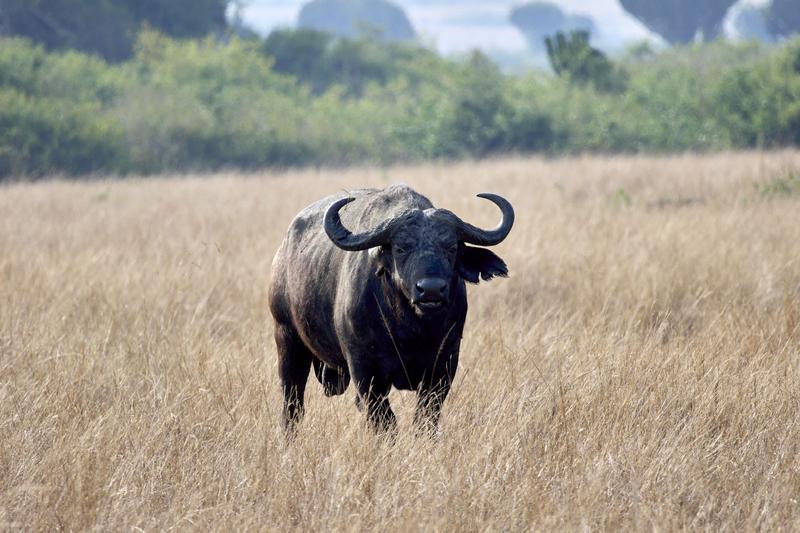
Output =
[{"x1": 238, "y1": 0, "x2": 659, "y2": 53}]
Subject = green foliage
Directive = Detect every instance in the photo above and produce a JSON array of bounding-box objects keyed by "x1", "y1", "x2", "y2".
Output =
[
  {"x1": 1, "y1": 32, "x2": 800, "y2": 180},
  {"x1": 545, "y1": 31, "x2": 627, "y2": 93},
  {"x1": 0, "y1": 38, "x2": 124, "y2": 103},
  {"x1": 434, "y1": 52, "x2": 514, "y2": 157},
  {"x1": 510, "y1": 2, "x2": 595, "y2": 51},
  {"x1": 0, "y1": 37, "x2": 47, "y2": 94},
  {"x1": 0, "y1": 89, "x2": 125, "y2": 178},
  {"x1": 263, "y1": 29, "x2": 335, "y2": 94},
  {"x1": 123, "y1": 0, "x2": 227, "y2": 39},
  {"x1": 117, "y1": 32, "x2": 310, "y2": 171},
  {"x1": 712, "y1": 42, "x2": 800, "y2": 147},
  {"x1": 505, "y1": 78, "x2": 559, "y2": 152},
  {"x1": 263, "y1": 29, "x2": 447, "y2": 96},
  {"x1": 0, "y1": 38, "x2": 126, "y2": 177},
  {"x1": 2, "y1": 0, "x2": 228, "y2": 61}
]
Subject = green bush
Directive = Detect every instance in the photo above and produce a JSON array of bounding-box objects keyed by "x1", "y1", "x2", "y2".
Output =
[
  {"x1": 1, "y1": 32, "x2": 799, "y2": 179},
  {"x1": 0, "y1": 89, "x2": 125, "y2": 178},
  {"x1": 545, "y1": 31, "x2": 628, "y2": 93},
  {"x1": 432, "y1": 52, "x2": 514, "y2": 157},
  {"x1": 263, "y1": 28, "x2": 451, "y2": 97},
  {"x1": 713, "y1": 41, "x2": 800, "y2": 147},
  {"x1": 0, "y1": 38, "x2": 47, "y2": 94}
]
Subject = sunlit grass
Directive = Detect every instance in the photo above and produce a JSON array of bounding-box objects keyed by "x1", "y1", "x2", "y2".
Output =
[{"x1": 1, "y1": 151, "x2": 800, "y2": 530}]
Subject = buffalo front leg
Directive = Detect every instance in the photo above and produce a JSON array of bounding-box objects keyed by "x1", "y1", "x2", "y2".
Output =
[
  {"x1": 353, "y1": 373, "x2": 396, "y2": 433},
  {"x1": 415, "y1": 352, "x2": 458, "y2": 435},
  {"x1": 275, "y1": 323, "x2": 312, "y2": 435},
  {"x1": 414, "y1": 379, "x2": 452, "y2": 436}
]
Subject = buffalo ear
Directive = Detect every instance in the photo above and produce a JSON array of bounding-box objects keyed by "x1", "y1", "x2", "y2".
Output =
[
  {"x1": 457, "y1": 244, "x2": 508, "y2": 284},
  {"x1": 369, "y1": 245, "x2": 390, "y2": 276}
]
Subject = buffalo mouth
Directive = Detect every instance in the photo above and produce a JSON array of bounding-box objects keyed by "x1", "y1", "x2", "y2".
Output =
[{"x1": 412, "y1": 299, "x2": 447, "y2": 313}]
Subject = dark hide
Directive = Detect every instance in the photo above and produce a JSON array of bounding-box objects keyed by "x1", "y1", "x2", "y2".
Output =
[{"x1": 268, "y1": 184, "x2": 513, "y2": 434}]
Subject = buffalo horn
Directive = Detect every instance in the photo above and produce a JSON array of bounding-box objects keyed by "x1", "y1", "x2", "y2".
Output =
[
  {"x1": 457, "y1": 193, "x2": 515, "y2": 246},
  {"x1": 324, "y1": 197, "x2": 392, "y2": 251}
]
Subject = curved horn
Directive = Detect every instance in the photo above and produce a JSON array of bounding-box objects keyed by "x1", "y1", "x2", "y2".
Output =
[
  {"x1": 324, "y1": 197, "x2": 391, "y2": 251},
  {"x1": 457, "y1": 193, "x2": 515, "y2": 246}
]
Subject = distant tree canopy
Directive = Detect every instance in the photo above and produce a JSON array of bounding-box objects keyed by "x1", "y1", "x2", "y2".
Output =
[
  {"x1": 545, "y1": 31, "x2": 626, "y2": 93},
  {"x1": 2, "y1": 31, "x2": 800, "y2": 179},
  {"x1": 510, "y1": 2, "x2": 595, "y2": 51},
  {"x1": 125, "y1": 0, "x2": 227, "y2": 39},
  {"x1": 619, "y1": 0, "x2": 737, "y2": 44},
  {"x1": 0, "y1": 0, "x2": 228, "y2": 61},
  {"x1": 297, "y1": 0, "x2": 415, "y2": 42},
  {"x1": 263, "y1": 28, "x2": 442, "y2": 96},
  {"x1": 264, "y1": 29, "x2": 334, "y2": 93}
]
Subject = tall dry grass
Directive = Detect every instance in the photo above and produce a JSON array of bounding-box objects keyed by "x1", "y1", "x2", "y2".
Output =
[{"x1": 1, "y1": 151, "x2": 800, "y2": 530}]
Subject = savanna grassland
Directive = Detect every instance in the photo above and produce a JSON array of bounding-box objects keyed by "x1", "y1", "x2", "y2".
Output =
[{"x1": 2, "y1": 151, "x2": 800, "y2": 531}]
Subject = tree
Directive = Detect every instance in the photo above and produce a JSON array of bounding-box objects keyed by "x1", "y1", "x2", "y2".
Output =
[
  {"x1": 297, "y1": 0, "x2": 415, "y2": 42},
  {"x1": 0, "y1": 0, "x2": 228, "y2": 62},
  {"x1": 1, "y1": 0, "x2": 136, "y2": 61},
  {"x1": 545, "y1": 31, "x2": 626, "y2": 92},
  {"x1": 123, "y1": 0, "x2": 227, "y2": 40},
  {"x1": 263, "y1": 28, "x2": 441, "y2": 97},
  {"x1": 619, "y1": 0, "x2": 737, "y2": 44},
  {"x1": 263, "y1": 29, "x2": 334, "y2": 93},
  {"x1": 436, "y1": 52, "x2": 513, "y2": 157},
  {"x1": 510, "y1": 2, "x2": 595, "y2": 51}
]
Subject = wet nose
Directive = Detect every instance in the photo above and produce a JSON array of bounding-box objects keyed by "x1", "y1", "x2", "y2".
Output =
[{"x1": 415, "y1": 277, "x2": 448, "y2": 301}]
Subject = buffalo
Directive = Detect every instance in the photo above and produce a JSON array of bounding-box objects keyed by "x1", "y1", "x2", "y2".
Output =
[{"x1": 268, "y1": 184, "x2": 514, "y2": 433}]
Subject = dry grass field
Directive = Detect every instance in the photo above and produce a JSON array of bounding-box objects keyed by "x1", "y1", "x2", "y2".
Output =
[{"x1": 2, "y1": 151, "x2": 800, "y2": 530}]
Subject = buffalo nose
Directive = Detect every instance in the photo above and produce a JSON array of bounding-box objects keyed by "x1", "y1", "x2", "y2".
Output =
[{"x1": 415, "y1": 277, "x2": 448, "y2": 301}]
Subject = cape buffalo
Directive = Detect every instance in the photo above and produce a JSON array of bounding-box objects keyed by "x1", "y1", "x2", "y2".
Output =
[{"x1": 268, "y1": 184, "x2": 514, "y2": 433}]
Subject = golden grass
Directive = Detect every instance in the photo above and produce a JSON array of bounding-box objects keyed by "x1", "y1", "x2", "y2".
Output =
[{"x1": 2, "y1": 151, "x2": 800, "y2": 530}]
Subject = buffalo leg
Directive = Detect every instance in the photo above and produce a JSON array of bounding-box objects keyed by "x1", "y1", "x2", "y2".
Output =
[
  {"x1": 414, "y1": 379, "x2": 451, "y2": 435},
  {"x1": 368, "y1": 396, "x2": 396, "y2": 433},
  {"x1": 415, "y1": 353, "x2": 458, "y2": 434},
  {"x1": 353, "y1": 374, "x2": 396, "y2": 433},
  {"x1": 275, "y1": 323, "x2": 312, "y2": 434}
]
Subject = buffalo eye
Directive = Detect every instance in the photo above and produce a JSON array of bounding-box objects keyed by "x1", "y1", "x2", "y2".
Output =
[{"x1": 394, "y1": 245, "x2": 407, "y2": 255}]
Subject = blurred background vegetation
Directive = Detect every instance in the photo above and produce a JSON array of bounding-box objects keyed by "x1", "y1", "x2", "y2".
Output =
[{"x1": 0, "y1": 0, "x2": 799, "y2": 178}]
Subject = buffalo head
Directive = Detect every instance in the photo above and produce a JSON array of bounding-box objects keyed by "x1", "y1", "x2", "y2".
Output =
[{"x1": 324, "y1": 193, "x2": 514, "y2": 317}]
